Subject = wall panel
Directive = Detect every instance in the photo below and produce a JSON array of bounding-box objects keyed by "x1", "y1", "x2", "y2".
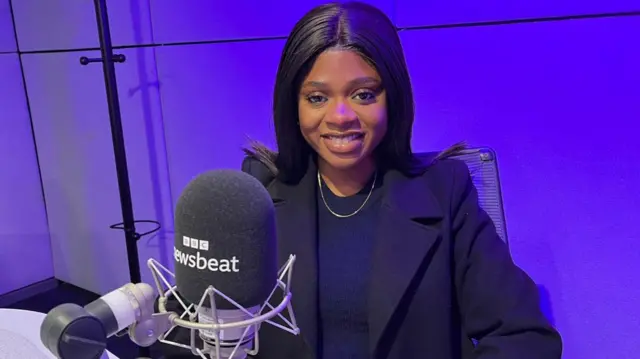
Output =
[
  {"x1": 0, "y1": 0, "x2": 15, "y2": 53},
  {"x1": 401, "y1": 16, "x2": 640, "y2": 359},
  {"x1": 21, "y1": 48, "x2": 173, "y2": 294},
  {"x1": 155, "y1": 40, "x2": 285, "y2": 205},
  {"x1": 150, "y1": 0, "x2": 394, "y2": 43},
  {"x1": 11, "y1": 0, "x2": 153, "y2": 52},
  {"x1": 396, "y1": 0, "x2": 640, "y2": 28},
  {"x1": 0, "y1": 54, "x2": 53, "y2": 296}
]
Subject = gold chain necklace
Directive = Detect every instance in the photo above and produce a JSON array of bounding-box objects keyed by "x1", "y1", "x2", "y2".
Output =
[{"x1": 317, "y1": 170, "x2": 377, "y2": 218}]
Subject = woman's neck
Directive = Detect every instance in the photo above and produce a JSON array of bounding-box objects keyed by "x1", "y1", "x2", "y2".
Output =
[{"x1": 318, "y1": 157, "x2": 376, "y2": 197}]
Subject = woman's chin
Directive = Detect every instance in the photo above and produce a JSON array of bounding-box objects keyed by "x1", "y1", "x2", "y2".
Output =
[{"x1": 318, "y1": 151, "x2": 371, "y2": 172}]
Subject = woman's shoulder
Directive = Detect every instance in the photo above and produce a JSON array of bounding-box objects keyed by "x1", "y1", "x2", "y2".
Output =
[
  {"x1": 420, "y1": 156, "x2": 469, "y2": 180},
  {"x1": 241, "y1": 155, "x2": 276, "y2": 187},
  {"x1": 405, "y1": 145, "x2": 475, "y2": 208},
  {"x1": 411, "y1": 143, "x2": 472, "y2": 187},
  {"x1": 241, "y1": 140, "x2": 279, "y2": 187},
  {"x1": 412, "y1": 157, "x2": 470, "y2": 198}
]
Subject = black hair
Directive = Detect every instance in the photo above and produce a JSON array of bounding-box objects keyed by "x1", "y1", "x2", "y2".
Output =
[{"x1": 244, "y1": 1, "x2": 464, "y2": 183}]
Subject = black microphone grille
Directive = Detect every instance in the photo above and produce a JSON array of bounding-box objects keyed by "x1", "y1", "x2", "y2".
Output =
[
  {"x1": 176, "y1": 169, "x2": 274, "y2": 226},
  {"x1": 174, "y1": 169, "x2": 278, "y2": 310}
]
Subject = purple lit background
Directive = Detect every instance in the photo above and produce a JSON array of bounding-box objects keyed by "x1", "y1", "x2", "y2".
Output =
[{"x1": 1, "y1": 1, "x2": 639, "y2": 358}]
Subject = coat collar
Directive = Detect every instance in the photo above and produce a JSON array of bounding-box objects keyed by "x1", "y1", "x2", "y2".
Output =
[{"x1": 263, "y1": 159, "x2": 444, "y2": 357}]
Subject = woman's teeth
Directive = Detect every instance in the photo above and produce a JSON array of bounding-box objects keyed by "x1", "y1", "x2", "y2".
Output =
[{"x1": 327, "y1": 134, "x2": 361, "y2": 145}]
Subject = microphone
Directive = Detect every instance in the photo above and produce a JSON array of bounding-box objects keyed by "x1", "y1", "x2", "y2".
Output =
[
  {"x1": 39, "y1": 283, "x2": 160, "y2": 359},
  {"x1": 171, "y1": 169, "x2": 279, "y2": 358},
  {"x1": 39, "y1": 169, "x2": 300, "y2": 359}
]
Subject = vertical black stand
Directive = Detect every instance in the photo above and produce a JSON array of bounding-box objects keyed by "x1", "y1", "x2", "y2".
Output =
[
  {"x1": 80, "y1": 0, "x2": 150, "y2": 357},
  {"x1": 82, "y1": 0, "x2": 142, "y2": 287}
]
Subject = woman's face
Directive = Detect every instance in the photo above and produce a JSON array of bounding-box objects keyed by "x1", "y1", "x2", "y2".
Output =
[{"x1": 298, "y1": 49, "x2": 387, "y2": 172}]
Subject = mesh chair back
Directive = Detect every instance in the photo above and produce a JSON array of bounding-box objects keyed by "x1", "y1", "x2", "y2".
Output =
[{"x1": 416, "y1": 147, "x2": 509, "y2": 246}]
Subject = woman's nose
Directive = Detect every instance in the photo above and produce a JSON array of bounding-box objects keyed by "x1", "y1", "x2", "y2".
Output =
[{"x1": 326, "y1": 100, "x2": 357, "y2": 126}]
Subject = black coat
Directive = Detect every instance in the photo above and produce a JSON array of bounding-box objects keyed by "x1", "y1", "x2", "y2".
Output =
[{"x1": 153, "y1": 156, "x2": 562, "y2": 359}]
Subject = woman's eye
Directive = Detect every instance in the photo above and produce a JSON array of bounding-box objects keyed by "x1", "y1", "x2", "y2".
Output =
[
  {"x1": 353, "y1": 91, "x2": 376, "y2": 102},
  {"x1": 306, "y1": 95, "x2": 326, "y2": 104}
]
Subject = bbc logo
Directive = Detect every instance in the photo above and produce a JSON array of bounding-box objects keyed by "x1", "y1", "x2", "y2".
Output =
[{"x1": 183, "y1": 236, "x2": 209, "y2": 251}]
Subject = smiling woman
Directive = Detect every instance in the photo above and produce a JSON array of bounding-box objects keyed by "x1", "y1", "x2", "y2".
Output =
[
  {"x1": 298, "y1": 49, "x2": 388, "y2": 196},
  {"x1": 244, "y1": 2, "x2": 429, "y2": 191},
  {"x1": 238, "y1": 2, "x2": 562, "y2": 359}
]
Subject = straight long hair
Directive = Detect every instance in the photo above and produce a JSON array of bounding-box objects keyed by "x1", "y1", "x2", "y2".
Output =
[{"x1": 245, "y1": 2, "x2": 464, "y2": 183}]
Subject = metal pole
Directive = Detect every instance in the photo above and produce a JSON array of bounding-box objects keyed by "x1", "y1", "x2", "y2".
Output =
[
  {"x1": 81, "y1": 0, "x2": 150, "y2": 356},
  {"x1": 87, "y1": 0, "x2": 142, "y2": 286}
]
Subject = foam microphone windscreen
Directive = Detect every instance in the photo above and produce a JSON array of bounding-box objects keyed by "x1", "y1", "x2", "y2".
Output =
[{"x1": 174, "y1": 169, "x2": 277, "y2": 310}]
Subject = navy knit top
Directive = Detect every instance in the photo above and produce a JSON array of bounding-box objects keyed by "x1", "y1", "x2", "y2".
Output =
[{"x1": 316, "y1": 172, "x2": 384, "y2": 359}]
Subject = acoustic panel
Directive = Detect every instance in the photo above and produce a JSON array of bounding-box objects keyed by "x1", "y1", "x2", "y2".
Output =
[
  {"x1": 0, "y1": 54, "x2": 53, "y2": 296},
  {"x1": 11, "y1": 0, "x2": 153, "y2": 52},
  {"x1": 155, "y1": 40, "x2": 284, "y2": 206},
  {"x1": 150, "y1": 0, "x2": 394, "y2": 43},
  {"x1": 395, "y1": 0, "x2": 640, "y2": 28},
  {"x1": 0, "y1": 0, "x2": 15, "y2": 53},
  {"x1": 401, "y1": 16, "x2": 640, "y2": 359},
  {"x1": 21, "y1": 48, "x2": 173, "y2": 294}
]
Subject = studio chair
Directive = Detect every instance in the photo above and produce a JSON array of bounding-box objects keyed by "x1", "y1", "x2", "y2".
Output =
[{"x1": 416, "y1": 147, "x2": 509, "y2": 247}]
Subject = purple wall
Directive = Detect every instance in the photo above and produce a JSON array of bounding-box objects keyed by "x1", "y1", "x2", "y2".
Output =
[
  {"x1": 0, "y1": 45, "x2": 53, "y2": 297},
  {"x1": 1, "y1": 0, "x2": 639, "y2": 358}
]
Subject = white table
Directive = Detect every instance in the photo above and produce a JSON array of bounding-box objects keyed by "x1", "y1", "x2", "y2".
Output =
[{"x1": 0, "y1": 308, "x2": 119, "y2": 359}]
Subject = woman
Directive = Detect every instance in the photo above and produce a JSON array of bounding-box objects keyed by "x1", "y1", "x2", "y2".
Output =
[{"x1": 241, "y1": 1, "x2": 562, "y2": 359}]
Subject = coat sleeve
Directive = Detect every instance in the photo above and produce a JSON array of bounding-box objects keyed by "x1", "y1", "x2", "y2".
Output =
[{"x1": 449, "y1": 160, "x2": 562, "y2": 358}]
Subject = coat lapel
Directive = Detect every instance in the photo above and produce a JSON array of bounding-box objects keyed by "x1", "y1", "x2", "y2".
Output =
[
  {"x1": 265, "y1": 163, "x2": 319, "y2": 356},
  {"x1": 369, "y1": 169, "x2": 445, "y2": 356}
]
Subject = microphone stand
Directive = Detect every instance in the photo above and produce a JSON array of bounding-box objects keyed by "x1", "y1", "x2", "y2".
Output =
[{"x1": 80, "y1": 0, "x2": 150, "y2": 357}]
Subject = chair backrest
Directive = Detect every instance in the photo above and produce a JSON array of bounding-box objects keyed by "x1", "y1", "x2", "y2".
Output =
[{"x1": 415, "y1": 147, "x2": 509, "y2": 246}]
